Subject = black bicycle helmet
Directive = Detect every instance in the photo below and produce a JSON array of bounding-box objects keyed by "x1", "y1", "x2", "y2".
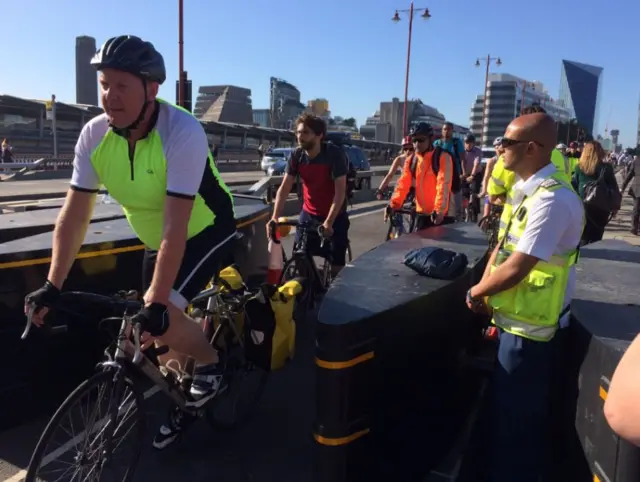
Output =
[
  {"x1": 464, "y1": 133, "x2": 476, "y2": 143},
  {"x1": 91, "y1": 35, "x2": 166, "y2": 84},
  {"x1": 91, "y1": 36, "x2": 166, "y2": 137},
  {"x1": 409, "y1": 122, "x2": 434, "y2": 137}
]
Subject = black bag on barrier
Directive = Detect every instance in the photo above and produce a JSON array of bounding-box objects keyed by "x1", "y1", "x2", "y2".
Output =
[{"x1": 243, "y1": 285, "x2": 276, "y2": 372}]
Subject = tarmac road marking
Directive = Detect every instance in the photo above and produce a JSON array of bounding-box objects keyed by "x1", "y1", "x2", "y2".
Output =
[{"x1": 5, "y1": 385, "x2": 161, "y2": 482}]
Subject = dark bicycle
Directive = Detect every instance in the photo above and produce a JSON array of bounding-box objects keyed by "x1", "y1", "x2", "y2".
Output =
[
  {"x1": 478, "y1": 203, "x2": 503, "y2": 250},
  {"x1": 272, "y1": 219, "x2": 351, "y2": 317},
  {"x1": 22, "y1": 267, "x2": 270, "y2": 482},
  {"x1": 385, "y1": 205, "x2": 417, "y2": 240}
]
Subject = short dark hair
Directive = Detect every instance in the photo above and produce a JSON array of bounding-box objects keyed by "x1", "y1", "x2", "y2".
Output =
[
  {"x1": 443, "y1": 121, "x2": 454, "y2": 129},
  {"x1": 521, "y1": 104, "x2": 547, "y2": 115},
  {"x1": 295, "y1": 113, "x2": 327, "y2": 139}
]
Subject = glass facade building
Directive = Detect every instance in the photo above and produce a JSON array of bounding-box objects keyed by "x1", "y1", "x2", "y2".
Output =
[{"x1": 558, "y1": 60, "x2": 603, "y2": 136}]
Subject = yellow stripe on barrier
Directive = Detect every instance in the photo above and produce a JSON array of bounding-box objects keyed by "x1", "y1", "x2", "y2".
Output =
[
  {"x1": 599, "y1": 386, "x2": 608, "y2": 401},
  {"x1": 593, "y1": 475, "x2": 600, "y2": 482},
  {"x1": 316, "y1": 351, "x2": 374, "y2": 370},
  {"x1": 313, "y1": 428, "x2": 370, "y2": 446},
  {"x1": 0, "y1": 212, "x2": 269, "y2": 270}
]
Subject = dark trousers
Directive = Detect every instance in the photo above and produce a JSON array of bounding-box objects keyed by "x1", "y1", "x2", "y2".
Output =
[
  {"x1": 581, "y1": 204, "x2": 609, "y2": 245},
  {"x1": 490, "y1": 330, "x2": 561, "y2": 482},
  {"x1": 632, "y1": 196, "x2": 640, "y2": 232}
]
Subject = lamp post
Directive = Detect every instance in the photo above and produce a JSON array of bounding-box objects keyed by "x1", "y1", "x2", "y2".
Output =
[
  {"x1": 475, "y1": 55, "x2": 502, "y2": 145},
  {"x1": 519, "y1": 80, "x2": 536, "y2": 115},
  {"x1": 178, "y1": 0, "x2": 185, "y2": 108},
  {"x1": 392, "y1": 2, "x2": 432, "y2": 139}
]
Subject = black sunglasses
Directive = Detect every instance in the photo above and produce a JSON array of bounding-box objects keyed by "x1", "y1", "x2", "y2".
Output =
[{"x1": 501, "y1": 137, "x2": 544, "y2": 148}]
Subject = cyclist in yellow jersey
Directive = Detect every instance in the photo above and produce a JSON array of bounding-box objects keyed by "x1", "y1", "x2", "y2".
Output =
[{"x1": 24, "y1": 35, "x2": 236, "y2": 450}]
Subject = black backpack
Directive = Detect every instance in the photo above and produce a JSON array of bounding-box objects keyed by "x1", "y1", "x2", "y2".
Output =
[
  {"x1": 583, "y1": 165, "x2": 622, "y2": 213},
  {"x1": 291, "y1": 142, "x2": 358, "y2": 199},
  {"x1": 408, "y1": 146, "x2": 461, "y2": 193}
]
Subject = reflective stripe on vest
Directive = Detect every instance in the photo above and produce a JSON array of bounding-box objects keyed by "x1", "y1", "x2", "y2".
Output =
[{"x1": 488, "y1": 173, "x2": 583, "y2": 342}]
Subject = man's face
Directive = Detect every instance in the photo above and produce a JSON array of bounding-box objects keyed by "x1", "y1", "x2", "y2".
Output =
[
  {"x1": 412, "y1": 134, "x2": 432, "y2": 153},
  {"x1": 296, "y1": 123, "x2": 321, "y2": 151},
  {"x1": 99, "y1": 69, "x2": 158, "y2": 128},
  {"x1": 442, "y1": 124, "x2": 452, "y2": 139},
  {"x1": 464, "y1": 141, "x2": 474, "y2": 151},
  {"x1": 501, "y1": 126, "x2": 535, "y2": 171}
]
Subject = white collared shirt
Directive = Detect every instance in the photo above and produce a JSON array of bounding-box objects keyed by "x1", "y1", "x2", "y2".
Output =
[{"x1": 510, "y1": 163, "x2": 584, "y2": 327}]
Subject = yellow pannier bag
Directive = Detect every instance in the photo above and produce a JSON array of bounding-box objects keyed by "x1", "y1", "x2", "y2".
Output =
[{"x1": 269, "y1": 279, "x2": 303, "y2": 370}]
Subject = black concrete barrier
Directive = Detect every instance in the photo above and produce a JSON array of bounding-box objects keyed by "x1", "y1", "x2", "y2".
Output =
[
  {"x1": 0, "y1": 201, "x2": 270, "y2": 429},
  {"x1": 555, "y1": 239, "x2": 640, "y2": 482},
  {"x1": 315, "y1": 223, "x2": 489, "y2": 482},
  {"x1": 0, "y1": 203, "x2": 125, "y2": 243}
]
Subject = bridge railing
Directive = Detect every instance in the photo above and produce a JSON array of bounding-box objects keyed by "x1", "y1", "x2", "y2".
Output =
[{"x1": 245, "y1": 171, "x2": 375, "y2": 201}]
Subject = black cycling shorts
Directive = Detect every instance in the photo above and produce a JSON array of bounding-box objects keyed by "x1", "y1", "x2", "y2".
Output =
[{"x1": 142, "y1": 221, "x2": 237, "y2": 310}]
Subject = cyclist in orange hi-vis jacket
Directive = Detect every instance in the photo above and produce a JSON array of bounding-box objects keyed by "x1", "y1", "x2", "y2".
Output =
[{"x1": 389, "y1": 122, "x2": 456, "y2": 230}]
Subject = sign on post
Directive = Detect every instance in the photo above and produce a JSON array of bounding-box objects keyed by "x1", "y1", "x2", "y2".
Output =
[{"x1": 45, "y1": 100, "x2": 53, "y2": 120}]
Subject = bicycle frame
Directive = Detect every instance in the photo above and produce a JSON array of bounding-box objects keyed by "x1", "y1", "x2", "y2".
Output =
[{"x1": 292, "y1": 227, "x2": 331, "y2": 291}]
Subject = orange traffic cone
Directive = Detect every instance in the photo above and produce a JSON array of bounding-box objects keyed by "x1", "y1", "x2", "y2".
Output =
[{"x1": 266, "y1": 229, "x2": 283, "y2": 285}]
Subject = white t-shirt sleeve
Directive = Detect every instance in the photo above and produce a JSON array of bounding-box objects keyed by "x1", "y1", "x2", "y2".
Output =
[
  {"x1": 70, "y1": 124, "x2": 100, "y2": 192},
  {"x1": 514, "y1": 191, "x2": 571, "y2": 262},
  {"x1": 165, "y1": 117, "x2": 210, "y2": 199}
]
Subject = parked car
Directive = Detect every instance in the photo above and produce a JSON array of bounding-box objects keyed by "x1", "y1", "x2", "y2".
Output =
[
  {"x1": 261, "y1": 148, "x2": 293, "y2": 174},
  {"x1": 267, "y1": 157, "x2": 289, "y2": 176}
]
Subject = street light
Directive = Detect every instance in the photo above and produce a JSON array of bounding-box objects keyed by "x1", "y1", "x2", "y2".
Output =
[
  {"x1": 393, "y1": 2, "x2": 432, "y2": 138},
  {"x1": 519, "y1": 80, "x2": 536, "y2": 115},
  {"x1": 178, "y1": 0, "x2": 185, "y2": 107},
  {"x1": 475, "y1": 55, "x2": 502, "y2": 144}
]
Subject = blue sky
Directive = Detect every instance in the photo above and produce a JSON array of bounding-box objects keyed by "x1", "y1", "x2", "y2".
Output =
[{"x1": 3, "y1": 0, "x2": 639, "y2": 146}]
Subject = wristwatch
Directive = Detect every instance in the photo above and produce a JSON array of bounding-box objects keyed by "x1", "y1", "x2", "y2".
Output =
[{"x1": 466, "y1": 288, "x2": 483, "y2": 308}]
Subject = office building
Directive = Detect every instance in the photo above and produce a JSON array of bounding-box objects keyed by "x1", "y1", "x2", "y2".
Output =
[
  {"x1": 253, "y1": 108, "x2": 270, "y2": 127},
  {"x1": 373, "y1": 98, "x2": 468, "y2": 144},
  {"x1": 199, "y1": 85, "x2": 253, "y2": 125},
  {"x1": 270, "y1": 77, "x2": 305, "y2": 129},
  {"x1": 75, "y1": 36, "x2": 98, "y2": 106},
  {"x1": 469, "y1": 73, "x2": 571, "y2": 146},
  {"x1": 307, "y1": 98, "x2": 330, "y2": 117},
  {"x1": 194, "y1": 86, "x2": 227, "y2": 119},
  {"x1": 558, "y1": 60, "x2": 603, "y2": 136}
]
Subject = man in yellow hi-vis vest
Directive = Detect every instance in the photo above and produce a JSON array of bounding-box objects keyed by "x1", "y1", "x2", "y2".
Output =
[{"x1": 466, "y1": 113, "x2": 585, "y2": 482}]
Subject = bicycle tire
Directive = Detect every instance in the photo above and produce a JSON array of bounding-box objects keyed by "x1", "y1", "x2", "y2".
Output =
[
  {"x1": 206, "y1": 318, "x2": 269, "y2": 430},
  {"x1": 385, "y1": 220, "x2": 394, "y2": 241},
  {"x1": 26, "y1": 370, "x2": 144, "y2": 482}
]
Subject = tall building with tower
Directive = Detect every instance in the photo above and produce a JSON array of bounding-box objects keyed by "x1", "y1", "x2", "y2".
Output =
[
  {"x1": 75, "y1": 36, "x2": 98, "y2": 106},
  {"x1": 558, "y1": 60, "x2": 603, "y2": 136},
  {"x1": 270, "y1": 77, "x2": 305, "y2": 129}
]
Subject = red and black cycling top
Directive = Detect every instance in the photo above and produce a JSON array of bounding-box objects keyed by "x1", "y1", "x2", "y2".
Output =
[{"x1": 287, "y1": 143, "x2": 349, "y2": 218}]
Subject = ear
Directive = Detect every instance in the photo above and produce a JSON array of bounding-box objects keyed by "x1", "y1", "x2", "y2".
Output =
[{"x1": 147, "y1": 82, "x2": 160, "y2": 101}]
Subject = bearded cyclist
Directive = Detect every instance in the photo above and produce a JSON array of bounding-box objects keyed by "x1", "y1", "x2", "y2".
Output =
[{"x1": 23, "y1": 36, "x2": 237, "y2": 450}]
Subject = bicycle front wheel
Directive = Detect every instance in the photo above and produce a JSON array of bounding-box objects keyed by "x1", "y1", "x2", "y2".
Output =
[{"x1": 26, "y1": 370, "x2": 145, "y2": 482}]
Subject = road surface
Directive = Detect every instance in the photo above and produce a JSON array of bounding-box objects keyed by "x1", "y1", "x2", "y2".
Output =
[{"x1": 0, "y1": 201, "x2": 390, "y2": 482}]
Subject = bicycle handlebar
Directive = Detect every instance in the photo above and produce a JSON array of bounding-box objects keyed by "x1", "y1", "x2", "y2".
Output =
[{"x1": 23, "y1": 291, "x2": 144, "y2": 362}]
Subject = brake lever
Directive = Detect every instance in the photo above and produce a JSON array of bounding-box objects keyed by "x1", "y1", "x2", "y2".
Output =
[
  {"x1": 132, "y1": 323, "x2": 143, "y2": 364},
  {"x1": 21, "y1": 306, "x2": 36, "y2": 340},
  {"x1": 317, "y1": 225, "x2": 327, "y2": 249}
]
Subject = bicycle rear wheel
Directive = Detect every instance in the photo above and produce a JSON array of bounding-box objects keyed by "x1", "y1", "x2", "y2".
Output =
[
  {"x1": 206, "y1": 318, "x2": 269, "y2": 429},
  {"x1": 26, "y1": 370, "x2": 144, "y2": 482}
]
